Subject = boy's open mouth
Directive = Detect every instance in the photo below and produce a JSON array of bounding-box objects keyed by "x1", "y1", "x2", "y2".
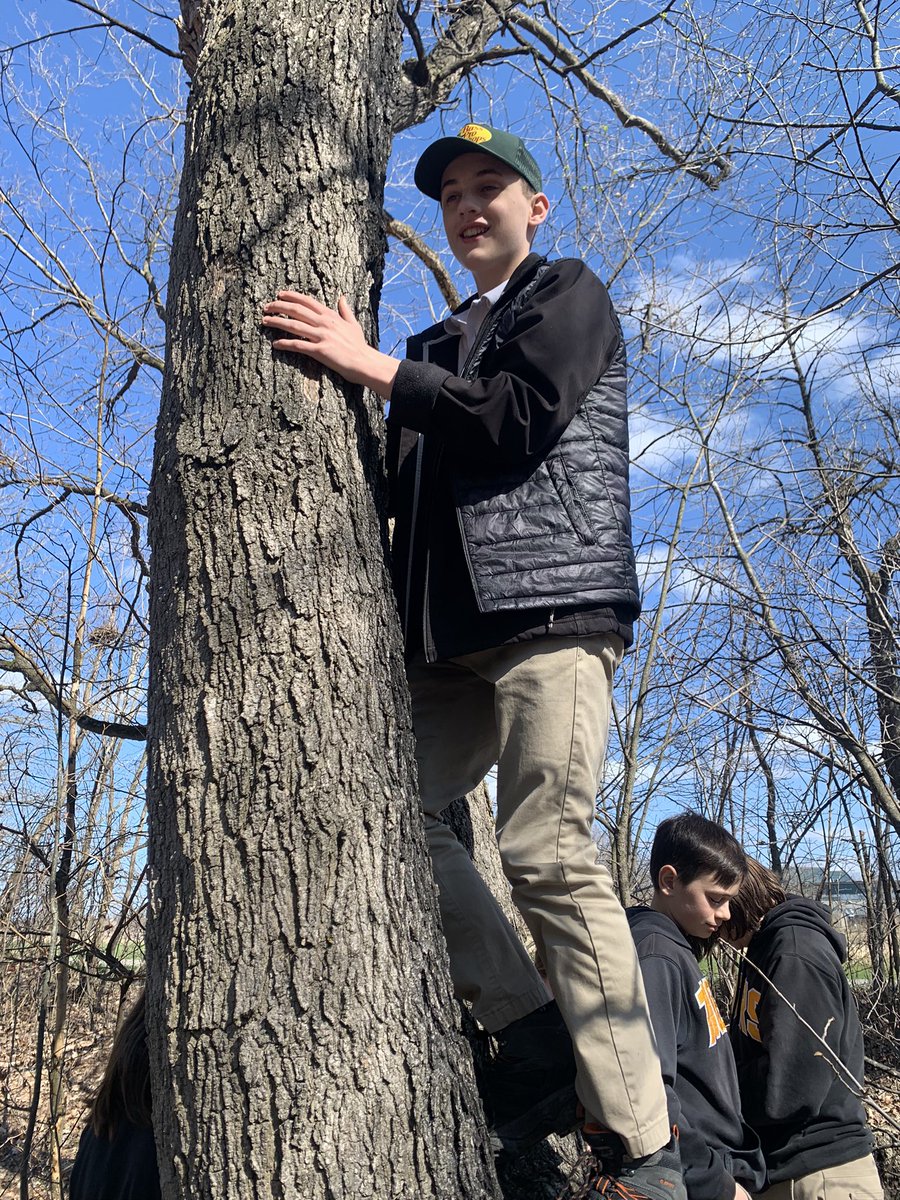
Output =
[{"x1": 460, "y1": 223, "x2": 489, "y2": 241}]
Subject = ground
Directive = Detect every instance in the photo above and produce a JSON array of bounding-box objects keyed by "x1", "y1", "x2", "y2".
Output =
[{"x1": 2, "y1": 972, "x2": 899, "y2": 1199}]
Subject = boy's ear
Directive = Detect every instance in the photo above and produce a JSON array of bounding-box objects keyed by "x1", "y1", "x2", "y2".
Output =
[
  {"x1": 657, "y1": 864, "x2": 678, "y2": 895},
  {"x1": 528, "y1": 191, "x2": 550, "y2": 230}
]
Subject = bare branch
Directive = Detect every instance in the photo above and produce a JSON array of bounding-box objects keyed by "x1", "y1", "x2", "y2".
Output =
[
  {"x1": 0, "y1": 24, "x2": 107, "y2": 54},
  {"x1": 507, "y1": 11, "x2": 732, "y2": 189},
  {"x1": 64, "y1": 0, "x2": 181, "y2": 60},
  {"x1": 0, "y1": 823, "x2": 52, "y2": 869},
  {"x1": 384, "y1": 211, "x2": 461, "y2": 309},
  {"x1": 0, "y1": 635, "x2": 147, "y2": 742},
  {"x1": 0, "y1": 183, "x2": 165, "y2": 372},
  {"x1": 392, "y1": 0, "x2": 523, "y2": 132},
  {"x1": 855, "y1": 0, "x2": 900, "y2": 106}
]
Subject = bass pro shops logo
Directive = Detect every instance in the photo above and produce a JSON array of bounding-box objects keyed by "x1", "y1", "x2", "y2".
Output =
[{"x1": 458, "y1": 123, "x2": 492, "y2": 145}]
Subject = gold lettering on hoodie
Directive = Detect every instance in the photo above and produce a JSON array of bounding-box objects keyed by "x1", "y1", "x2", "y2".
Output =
[{"x1": 695, "y1": 977, "x2": 728, "y2": 1047}]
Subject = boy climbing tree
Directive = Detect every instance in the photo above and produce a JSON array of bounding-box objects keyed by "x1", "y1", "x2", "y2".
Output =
[{"x1": 262, "y1": 122, "x2": 682, "y2": 1200}]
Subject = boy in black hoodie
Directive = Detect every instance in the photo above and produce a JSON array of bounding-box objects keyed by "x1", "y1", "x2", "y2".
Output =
[
  {"x1": 628, "y1": 813, "x2": 766, "y2": 1200},
  {"x1": 724, "y1": 858, "x2": 883, "y2": 1200}
]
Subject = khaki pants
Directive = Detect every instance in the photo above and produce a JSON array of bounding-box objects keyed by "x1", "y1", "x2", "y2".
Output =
[
  {"x1": 409, "y1": 633, "x2": 669, "y2": 1158},
  {"x1": 758, "y1": 1155, "x2": 883, "y2": 1200}
]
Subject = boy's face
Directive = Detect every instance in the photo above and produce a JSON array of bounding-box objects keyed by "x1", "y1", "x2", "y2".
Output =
[
  {"x1": 439, "y1": 152, "x2": 549, "y2": 293},
  {"x1": 653, "y1": 868, "x2": 741, "y2": 941}
]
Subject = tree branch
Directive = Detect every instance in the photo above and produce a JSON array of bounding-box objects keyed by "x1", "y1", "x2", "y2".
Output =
[
  {"x1": 0, "y1": 184, "x2": 165, "y2": 372},
  {"x1": 506, "y1": 11, "x2": 732, "y2": 189},
  {"x1": 855, "y1": 0, "x2": 900, "y2": 106},
  {"x1": 0, "y1": 635, "x2": 147, "y2": 741},
  {"x1": 392, "y1": 0, "x2": 524, "y2": 132},
  {"x1": 64, "y1": 0, "x2": 181, "y2": 60},
  {"x1": 384, "y1": 211, "x2": 461, "y2": 309}
]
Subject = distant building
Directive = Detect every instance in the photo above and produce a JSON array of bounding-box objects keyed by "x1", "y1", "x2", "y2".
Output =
[{"x1": 785, "y1": 864, "x2": 868, "y2": 920}]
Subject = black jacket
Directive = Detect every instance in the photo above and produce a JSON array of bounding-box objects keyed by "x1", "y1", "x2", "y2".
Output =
[
  {"x1": 386, "y1": 253, "x2": 640, "y2": 660},
  {"x1": 69, "y1": 1121, "x2": 160, "y2": 1200},
  {"x1": 628, "y1": 908, "x2": 765, "y2": 1200},
  {"x1": 729, "y1": 897, "x2": 873, "y2": 1183}
]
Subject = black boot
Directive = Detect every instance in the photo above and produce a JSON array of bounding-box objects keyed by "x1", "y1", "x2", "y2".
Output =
[
  {"x1": 582, "y1": 1125, "x2": 685, "y2": 1200},
  {"x1": 479, "y1": 999, "x2": 581, "y2": 1155}
]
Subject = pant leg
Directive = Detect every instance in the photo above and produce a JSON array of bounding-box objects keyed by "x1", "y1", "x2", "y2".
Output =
[
  {"x1": 463, "y1": 633, "x2": 669, "y2": 1158},
  {"x1": 759, "y1": 1156, "x2": 884, "y2": 1200},
  {"x1": 758, "y1": 1182, "x2": 793, "y2": 1200},
  {"x1": 407, "y1": 654, "x2": 549, "y2": 1031}
]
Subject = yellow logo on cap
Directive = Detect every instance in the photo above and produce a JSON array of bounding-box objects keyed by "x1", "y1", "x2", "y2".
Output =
[{"x1": 458, "y1": 124, "x2": 492, "y2": 144}]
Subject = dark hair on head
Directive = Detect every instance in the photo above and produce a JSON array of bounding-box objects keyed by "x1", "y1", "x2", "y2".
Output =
[
  {"x1": 650, "y1": 811, "x2": 746, "y2": 892},
  {"x1": 90, "y1": 989, "x2": 152, "y2": 1140},
  {"x1": 720, "y1": 857, "x2": 787, "y2": 944}
]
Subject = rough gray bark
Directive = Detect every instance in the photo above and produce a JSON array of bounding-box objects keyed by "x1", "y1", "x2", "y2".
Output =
[{"x1": 146, "y1": 2, "x2": 498, "y2": 1196}]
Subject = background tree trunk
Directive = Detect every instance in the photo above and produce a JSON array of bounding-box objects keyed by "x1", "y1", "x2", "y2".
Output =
[{"x1": 146, "y1": 2, "x2": 498, "y2": 1196}]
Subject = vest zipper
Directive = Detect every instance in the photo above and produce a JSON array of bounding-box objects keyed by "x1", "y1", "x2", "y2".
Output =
[
  {"x1": 456, "y1": 508, "x2": 484, "y2": 614},
  {"x1": 414, "y1": 259, "x2": 545, "y2": 651},
  {"x1": 422, "y1": 443, "x2": 446, "y2": 661},
  {"x1": 403, "y1": 433, "x2": 424, "y2": 642},
  {"x1": 459, "y1": 289, "x2": 514, "y2": 380},
  {"x1": 450, "y1": 285, "x2": 523, "y2": 620}
]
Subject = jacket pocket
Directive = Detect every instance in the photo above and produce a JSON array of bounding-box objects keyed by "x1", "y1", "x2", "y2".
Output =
[{"x1": 547, "y1": 455, "x2": 596, "y2": 545}]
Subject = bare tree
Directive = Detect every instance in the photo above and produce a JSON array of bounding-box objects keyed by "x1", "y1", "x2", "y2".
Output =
[{"x1": 8, "y1": 0, "x2": 899, "y2": 1194}]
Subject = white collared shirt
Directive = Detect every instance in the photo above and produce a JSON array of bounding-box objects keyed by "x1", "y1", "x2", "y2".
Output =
[{"x1": 444, "y1": 278, "x2": 510, "y2": 372}]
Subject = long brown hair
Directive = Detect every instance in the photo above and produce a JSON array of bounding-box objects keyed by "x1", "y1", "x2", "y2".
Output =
[
  {"x1": 89, "y1": 989, "x2": 152, "y2": 1139},
  {"x1": 721, "y1": 857, "x2": 787, "y2": 944}
]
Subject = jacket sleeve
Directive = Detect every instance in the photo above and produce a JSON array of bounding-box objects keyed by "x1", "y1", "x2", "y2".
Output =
[
  {"x1": 387, "y1": 259, "x2": 621, "y2": 470},
  {"x1": 639, "y1": 953, "x2": 736, "y2": 1200},
  {"x1": 753, "y1": 951, "x2": 848, "y2": 1124}
]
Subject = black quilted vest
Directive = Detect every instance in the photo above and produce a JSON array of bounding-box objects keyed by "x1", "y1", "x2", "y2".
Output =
[{"x1": 399, "y1": 259, "x2": 640, "y2": 615}]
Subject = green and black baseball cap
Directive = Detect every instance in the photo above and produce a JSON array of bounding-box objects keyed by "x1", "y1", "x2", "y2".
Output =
[{"x1": 414, "y1": 123, "x2": 543, "y2": 201}]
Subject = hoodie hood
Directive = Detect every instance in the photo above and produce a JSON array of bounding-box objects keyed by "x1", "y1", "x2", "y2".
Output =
[
  {"x1": 627, "y1": 903, "x2": 717, "y2": 962},
  {"x1": 755, "y1": 895, "x2": 846, "y2": 963},
  {"x1": 627, "y1": 904, "x2": 693, "y2": 949}
]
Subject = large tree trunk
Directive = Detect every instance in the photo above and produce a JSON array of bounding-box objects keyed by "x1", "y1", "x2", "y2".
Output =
[{"x1": 146, "y1": 2, "x2": 498, "y2": 1196}]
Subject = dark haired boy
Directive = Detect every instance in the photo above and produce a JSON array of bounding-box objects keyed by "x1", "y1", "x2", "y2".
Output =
[
  {"x1": 262, "y1": 123, "x2": 681, "y2": 1199},
  {"x1": 724, "y1": 859, "x2": 883, "y2": 1200},
  {"x1": 627, "y1": 813, "x2": 765, "y2": 1200}
]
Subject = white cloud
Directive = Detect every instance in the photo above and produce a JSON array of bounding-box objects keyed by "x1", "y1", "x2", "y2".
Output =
[
  {"x1": 629, "y1": 409, "x2": 697, "y2": 478},
  {"x1": 642, "y1": 259, "x2": 878, "y2": 389}
]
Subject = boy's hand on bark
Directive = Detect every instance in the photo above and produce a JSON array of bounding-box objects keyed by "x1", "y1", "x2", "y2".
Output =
[{"x1": 261, "y1": 292, "x2": 397, "y2": 398}]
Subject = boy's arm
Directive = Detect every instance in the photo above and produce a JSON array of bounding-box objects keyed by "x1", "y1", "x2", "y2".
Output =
[
  {"x1": 638, "y1": 952, "x2": 739, "y2": 1200},
  {"x1": 262, "y1": 258, "x2": 621, "y2": 469},
  {"x1": 261, "y1": 293, "x2": 399, "y2": 399}
]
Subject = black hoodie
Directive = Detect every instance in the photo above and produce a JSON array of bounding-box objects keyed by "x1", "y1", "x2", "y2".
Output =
[
  {"x1": 627, "y1": 907, "x2": 765, "y2": 1200},
  {"x1": 729, "y1": 896, "x2": 873, "y2": 1183},
  {"x1": 69, "y1": 1121, "x2": 160, "y2": 1200}
]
